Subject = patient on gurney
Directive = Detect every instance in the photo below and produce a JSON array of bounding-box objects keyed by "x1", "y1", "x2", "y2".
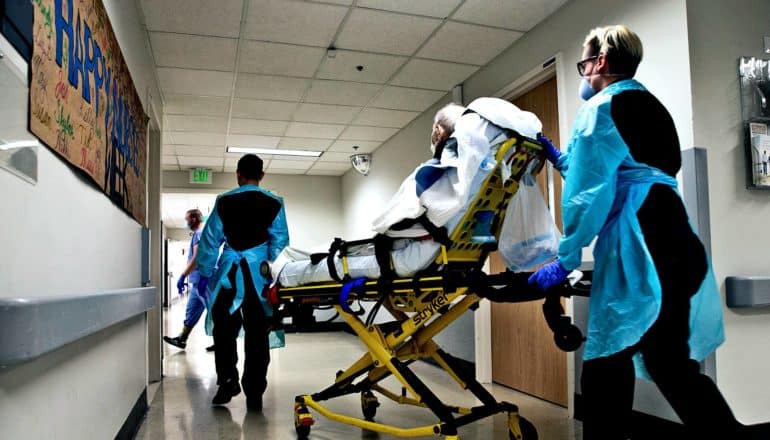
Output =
[{"x1": 274, "y1": 98, "x2": 542, "y2": 287}]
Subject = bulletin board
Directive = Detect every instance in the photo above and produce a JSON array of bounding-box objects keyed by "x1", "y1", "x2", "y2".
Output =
[{"x1": 740, "y1": 56, "x2": 770, "y2": 189}]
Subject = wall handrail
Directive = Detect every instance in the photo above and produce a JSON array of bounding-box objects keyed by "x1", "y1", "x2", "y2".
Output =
[{"x1": 0, "y1": 287, "x2": 156, "y2": 368}]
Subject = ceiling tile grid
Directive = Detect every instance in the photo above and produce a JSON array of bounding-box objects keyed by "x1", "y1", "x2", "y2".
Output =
[{"x1": 140, "y1": 0, "x2": 565, "y2": 175}]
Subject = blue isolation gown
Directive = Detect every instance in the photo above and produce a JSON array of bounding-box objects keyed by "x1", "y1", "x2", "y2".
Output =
[
  {"x1": 196, "y1": 184, "x2": 290, "y2": 348},
  {"x1": 555, "y1": 79, "x2": 724, "y2": 374}
]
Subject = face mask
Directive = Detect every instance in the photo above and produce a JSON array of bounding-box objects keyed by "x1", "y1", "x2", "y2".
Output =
[{"x1": 579, "y1": 78, "x2": 597, "y2": 101}]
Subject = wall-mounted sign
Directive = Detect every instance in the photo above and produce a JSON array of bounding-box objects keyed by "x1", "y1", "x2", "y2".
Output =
[
  {"x1": 189, "y1": 168, "x2": 212, "y2": 185},
  {"x1": 29, "y1": 0, "x2": 148, "y2": 224}
]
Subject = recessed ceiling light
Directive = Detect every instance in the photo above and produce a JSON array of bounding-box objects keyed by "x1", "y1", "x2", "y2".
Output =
[{"x1": 227, "y1": 146, "x2": 323, "y2": 157}]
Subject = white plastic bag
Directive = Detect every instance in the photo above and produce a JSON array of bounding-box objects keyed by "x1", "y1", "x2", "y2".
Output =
[{"x1": 498, "y1": 174, "x2": 561, "y2": 272}]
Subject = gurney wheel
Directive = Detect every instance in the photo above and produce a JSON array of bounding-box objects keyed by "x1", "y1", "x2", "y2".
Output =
[
  {"x1": 294, "y1": 404, "x2": 314, "y2": 439},
  {"x1": 509, "y1": 416, "x2": 538, "y2": 440},
  {"x1": 361, "y1": 390, "x2": 380, "y2": 421}
]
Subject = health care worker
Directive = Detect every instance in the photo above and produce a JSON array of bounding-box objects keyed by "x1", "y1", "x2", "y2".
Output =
[
  {"x1": 195, "y1": 154, "x2": 289, "y2": 411},
  {"x1": 529, "y1": 25, "x2": 766, "y2": 439}
]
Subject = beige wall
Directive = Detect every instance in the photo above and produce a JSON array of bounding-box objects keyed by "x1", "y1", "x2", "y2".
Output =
[
  {"x1": 0, "y1": 0, "x2": 162, "y2": 437},
  {"x1": 687, "y1": 0, "x2": 770, "y2": 424},
  {"x1": 164, "y1": 171, "x2": 344, "y2": 250}
]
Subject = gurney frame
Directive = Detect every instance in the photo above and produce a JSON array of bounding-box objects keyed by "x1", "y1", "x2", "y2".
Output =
[{"x1": 275, "y1": 134, "x2": 589, "y2": 439}]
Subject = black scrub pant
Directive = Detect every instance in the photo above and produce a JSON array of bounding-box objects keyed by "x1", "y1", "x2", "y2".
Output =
[
  {"x1": 581, "y1": 186, "x2": 740, "y2": 440},
  {"x1": 212, "y1": 261, "x2": 270, "y2": 398}
]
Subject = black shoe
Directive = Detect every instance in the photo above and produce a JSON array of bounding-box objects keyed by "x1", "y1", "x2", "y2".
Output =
[
  {"x1": 205, "y1": 344, "x2": 216, "y2": 352},
  {"x1": 212, "y1": 380, "x2": 241, "y2": 406},
  {"x1": 246, "y1": 396, "x2": 263, "y2": 412},
  {"x1": 163, "y1": 336, "x2": 187, "y2": 349}
]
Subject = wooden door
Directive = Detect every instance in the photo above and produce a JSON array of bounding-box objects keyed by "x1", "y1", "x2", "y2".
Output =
[{"x1": 490, "y1": 76, "x2": 567, "y2": 406}]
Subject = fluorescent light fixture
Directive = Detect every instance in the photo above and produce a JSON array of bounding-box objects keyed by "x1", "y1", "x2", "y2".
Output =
[
  {"x1": 227, "y1": 146, "x2": 322, "y2": 157},
  {"x1": 0, "y1": 140, "x2": 40, "y2": 150}
]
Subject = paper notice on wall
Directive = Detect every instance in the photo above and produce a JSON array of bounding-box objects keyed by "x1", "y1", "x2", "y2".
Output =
[
  {"x1": 752, "y1": 132, "x2": 770, "y2": 186},
  {"x1": 750, "y1": 122, "x2": 768, "y2": 136}
]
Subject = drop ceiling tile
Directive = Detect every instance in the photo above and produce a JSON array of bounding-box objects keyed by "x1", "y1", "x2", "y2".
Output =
[
  {"x1": 244, "y1": 0, "x2": 348, "y2": 46},
  {"x1": 328, "y1": 140, "x2": 381, "y2": 153},
  {"x1": 267, "y1": 168, "x2": 307, "y2": 175},
  {"x1": 285, "y1": 122, "x2": 345, "y2": 139},
  {"x1": 157, "y1": 68, "x2": 234, "y2": 96},
  {"x1": 292, "y1": 103, "x2": 361, "y2": 124},
  {"x1": 311, "y1": 161, "x2": 351, "y2": 171},
  {"x1": 417, "y1": 22, "x2": 522, "y2": 65},
  {"x1": 163, "y1": 145, "x2": 177, "y2": 155},
  {"x1": 178, "y1": 156, "x2": 225, "y2": 168},
  {"x1": 163, "y1": 164, "x2": 181, "y2": 171},
  {"x1": 336, "y1": 9, "x2": 441, "y2": 56},
  {"x1": 311, "y1": 0, "x2": 351, "y2": 4},
  {"x1": 369, "y1": 86, "x2": 446, "y2": 111},
  {"x1": 229, "y1": 119, "x2": 289, "y2": 136},
  {"x1": 307, "y1": 169, "x2": 346, "y2": 176},
  {"x1": 162, "y1": 155, "x2": 178, "y2": 165},
  {"x1": 317, "y1": 51, "x2": 407, "y2": 84},
  {"x1": 305, "y1": 80, "x2": 382, "y2": 106},
  {"x1": 168, "y1": 132, "x2": 226, "y2": 146},
  {"x1": 339, "y1": 126, "x2": 398, "y2": 142},
  {"x1": 232, "y1": 99, "x2": 298, "y2": 120},
  {"x1": 239, "y1": 41, "x2": 325, "y2": 77},
  {"x1": 352, "y1": 108, "x2": 419, "y2": 128},
  {"x1": 227, "y1": 134, "x2": 281, "y2": 148},
  {"x1": 269, "y1": 159, "x2": 313, "y2": 170},
  {"x1": 141, "y1": 0, "x2": 244, "y2": 38},
  {"x1": 318, "y1": 151, "x2": 352, "y2": 162},
  {"x1": 224, "y1": 157, "x2": 242, "y2": 168},
  {"x1": 175, "y1": 145, "x2": 227, "y2": 157},
  {"x1": 164, "y1": 95, "x2": 230, "y2": 117},
  {"x1": 150, "y1": 32, "x2": 237, "y2": 71},
  {"x1": 356, "y1": 0, "x2": 462, "y2": 18},
  {"x1": 165, "y1": 115, "x2": 227, "y2": 133},
  {"x1": 235, "y1": 74, "x2": 310, "y2": 101},
  {"x1": 390, "y1": 59, "x2": 477, "y2": 91},
  {"x1": 163, "y1": 132, "x2": 175, "y2": 144},
  {"x1": 278, "y1": 137, "x2": 333, "y2": 150},
  {"x1": 451, "y1": 0, "x2": 568, "y2": 31}
]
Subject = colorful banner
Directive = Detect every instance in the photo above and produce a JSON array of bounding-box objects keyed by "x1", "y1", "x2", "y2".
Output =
[{"x1": 30, "y1": 0, "x2": 148, "y2": 225}]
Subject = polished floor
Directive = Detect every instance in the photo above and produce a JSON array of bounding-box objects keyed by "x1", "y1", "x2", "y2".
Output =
[{"x1": 136, "y1": 300, "x2": 581, "y2": 439}]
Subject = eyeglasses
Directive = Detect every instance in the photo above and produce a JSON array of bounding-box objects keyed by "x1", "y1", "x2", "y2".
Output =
[{"x1": 576, "y1": 55, "x2": 599, "y2": 76}]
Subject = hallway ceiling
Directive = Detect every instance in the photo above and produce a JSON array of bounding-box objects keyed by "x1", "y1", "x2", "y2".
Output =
[{"x1": 140, "y1": 0, "x2": 567, "y2": 176}]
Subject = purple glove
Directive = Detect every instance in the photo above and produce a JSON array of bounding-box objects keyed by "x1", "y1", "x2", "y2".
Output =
[
  {"x1": 528, "y1": 260, "x2": 570, "y2": 291},
  {"x1": 197, "y1": 276, "x2": 210, "y2": 302},
  {"x1": 176, "y1": 275, "x2": 186, "y2": 294},
  {"x1": 537, "y1": 133, "x2": 561, "y2": 165}
]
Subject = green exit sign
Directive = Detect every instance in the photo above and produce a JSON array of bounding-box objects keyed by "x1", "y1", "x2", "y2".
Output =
[{"x1": 190, "y1": 168, "x2": 212, "y2": 184}]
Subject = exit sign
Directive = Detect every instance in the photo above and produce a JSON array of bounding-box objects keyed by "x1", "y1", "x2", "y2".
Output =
[{"x1": 189, "y1": 168, "x2": 212, "y2": 184}]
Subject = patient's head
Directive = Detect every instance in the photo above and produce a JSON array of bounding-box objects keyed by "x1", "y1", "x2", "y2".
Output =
[{"x1": 431, "y1": 103, "x2": 466, "y2": 156}]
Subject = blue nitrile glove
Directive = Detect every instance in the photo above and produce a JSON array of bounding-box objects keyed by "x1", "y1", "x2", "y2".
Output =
[
  {"x1": 197, "y1": 276, "x2": 210, "y2": 302},
  {"x1": 528, "y1": 259, "x2": 570, "y2": 291},
  {"x1": 176, "y1": 275, "x2": 186, "y2": 294},
  {"x1": 537, "y1": 133, "x2": 561, "y2": 165}
]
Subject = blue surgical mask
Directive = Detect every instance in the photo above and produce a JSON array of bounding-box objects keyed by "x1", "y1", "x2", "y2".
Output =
[{"x1": 579, "y1": 78, "x2": 597, "y2": 101}]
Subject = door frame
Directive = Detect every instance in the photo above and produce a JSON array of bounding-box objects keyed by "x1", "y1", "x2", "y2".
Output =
[{"x1": 474, "y1": 51, "x2": 574, "y2": 410}]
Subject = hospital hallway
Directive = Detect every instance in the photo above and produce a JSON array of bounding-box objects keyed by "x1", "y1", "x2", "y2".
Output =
[{"x1": 135, "y1": 300, "x2": 581, "y2": 439}]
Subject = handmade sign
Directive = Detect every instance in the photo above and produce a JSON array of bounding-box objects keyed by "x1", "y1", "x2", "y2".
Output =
[{"x1": 30, "y1": 0, "x2": 148, "y2": 224}]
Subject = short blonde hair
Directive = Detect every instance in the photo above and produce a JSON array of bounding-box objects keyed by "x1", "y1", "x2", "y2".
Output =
[
  {"x1": 584, "y1": 25, "x2": 643, "y2": 76},
  {"x1": 433, "y1": 103, "x2": 466, "y2": 133}
]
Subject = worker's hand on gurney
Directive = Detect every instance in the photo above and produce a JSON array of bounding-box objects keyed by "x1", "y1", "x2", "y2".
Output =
[
  {"x1": 528, "y1": 259, "x2": 570, "y2": 291},
  {"x1": 537, "y1": 133, "x2": 561, "y2": 165}
]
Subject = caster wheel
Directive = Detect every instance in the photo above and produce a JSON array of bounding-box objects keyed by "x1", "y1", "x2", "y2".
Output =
[
  {"x1": 361, "y1": 391, "x2": 380, "y2": 421},
  {"x1": 509, "y1": 416, "x2": 538, "y2": 440},
  {"x1": 294, "y1": 404, "x2": 314, "y2": 438}
]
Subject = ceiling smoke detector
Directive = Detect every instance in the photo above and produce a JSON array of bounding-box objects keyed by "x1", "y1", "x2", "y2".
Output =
[{"x1": 350, "y1": 146, "x2": 371, "y2": 176}]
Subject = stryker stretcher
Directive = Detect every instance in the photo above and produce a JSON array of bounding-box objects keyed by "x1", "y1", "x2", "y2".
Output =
[{"x1": 271, "y1": 129, "x2": 591, "y2": 440}]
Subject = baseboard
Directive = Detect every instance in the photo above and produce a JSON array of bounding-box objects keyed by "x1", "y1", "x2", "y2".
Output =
[
  {"x1": 574, "y1": 393, "x2": 688, "y2": 439},
  {"x1": 115, "y1": 388, "x2": 148, "y2": 440}
]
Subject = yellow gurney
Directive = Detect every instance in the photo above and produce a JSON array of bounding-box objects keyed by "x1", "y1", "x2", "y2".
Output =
[{"x1": 271, "y1": 133, "x2": 590, "y2": 440}]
